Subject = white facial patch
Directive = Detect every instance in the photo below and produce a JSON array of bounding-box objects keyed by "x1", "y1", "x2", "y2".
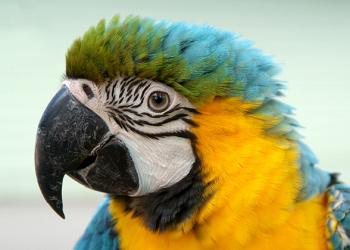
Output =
[
  {"x1": 120, "y1": 133, "x2": 195, "y2": 196},
  {"x1": 63, "y1": 77, "x2": 197, "y2": 196}
]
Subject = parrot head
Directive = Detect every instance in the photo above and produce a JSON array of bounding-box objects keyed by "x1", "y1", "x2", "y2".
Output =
[{"x1": 35, "y1": 15, "x2": 293, "y2": 231}]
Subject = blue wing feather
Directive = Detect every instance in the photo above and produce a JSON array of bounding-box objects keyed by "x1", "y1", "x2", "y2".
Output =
[
  {"x1": 326, "y1": 184, "x2": 350, "y2": 249},
  {"x1": 295, "y1": 142, "x2": 350, "y2": 249},
  {"x1": 74, "y1": 197, "x2": 119, "y2": 250}
]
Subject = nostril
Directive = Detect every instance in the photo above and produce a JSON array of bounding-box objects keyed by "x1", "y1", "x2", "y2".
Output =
[{"x1": 83, "y1": 84, "x2": 94, "y2": 99}]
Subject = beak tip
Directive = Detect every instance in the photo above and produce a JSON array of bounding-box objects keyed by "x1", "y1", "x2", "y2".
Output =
[
  {"x1": 57, "y1": 210, "x2": 66, "y2": 219},
  {"x1": 36, "y1": 173, "x2": 66, "y2": 219},
  {"x1": 47, "y1": 198, "x2": 65, "y2": 219}
]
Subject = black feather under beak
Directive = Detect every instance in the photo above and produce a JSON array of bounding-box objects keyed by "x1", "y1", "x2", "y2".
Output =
[{"x1": 35, "y1": 86, "x2": 138, "y2": 218}]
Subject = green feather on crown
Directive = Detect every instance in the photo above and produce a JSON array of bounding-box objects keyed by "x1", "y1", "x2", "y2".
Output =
[{"x1": 66, "y1": 15, "x2": 282, "y2": 106}]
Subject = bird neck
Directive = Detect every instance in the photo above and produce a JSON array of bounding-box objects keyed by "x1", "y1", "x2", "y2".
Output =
[
  {"x1": 109, "y1": 97, "x2": 309, "y2": 248},
  {"x1": 188, "y1": 96, "x2": 302, "y2": 245}
]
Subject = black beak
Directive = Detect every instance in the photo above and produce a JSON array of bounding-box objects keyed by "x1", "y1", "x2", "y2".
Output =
[{"x1": 35, "y1": 86, "x2": 138, "y2": 218}]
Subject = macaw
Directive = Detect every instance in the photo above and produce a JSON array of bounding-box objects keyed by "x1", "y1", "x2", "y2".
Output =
[{"x1": 35, "y1": 15, "x2": 350, "y2": 249}]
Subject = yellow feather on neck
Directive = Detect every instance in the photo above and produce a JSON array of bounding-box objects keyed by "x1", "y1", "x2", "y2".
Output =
[
  {"x1": 190, "y1": 97, "x2": 301, "y2": 247},
  {"x1": 109, "y1": 97, "x2": 327, "y2": 249}
]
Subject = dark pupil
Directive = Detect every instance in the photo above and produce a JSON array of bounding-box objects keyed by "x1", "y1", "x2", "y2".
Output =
[
  {"x1": 153, "y1": 93, "x2": 163, "y2": 104},
  {"x1": 148, "y1": 91, "x2": 169, "y2": 112}
]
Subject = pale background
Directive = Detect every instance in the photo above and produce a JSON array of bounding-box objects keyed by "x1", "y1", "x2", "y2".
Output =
[{"x1": 1, "y1": 0, "x2": 349, "y2": 249}]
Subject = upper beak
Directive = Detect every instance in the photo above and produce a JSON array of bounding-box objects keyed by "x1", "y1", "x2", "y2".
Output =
[{"x1": 35, "y1": 86, "x2": 138, "y2": 218}]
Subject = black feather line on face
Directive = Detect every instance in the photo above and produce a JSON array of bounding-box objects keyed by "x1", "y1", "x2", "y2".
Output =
[
  {"x1": 110, "y1": 81, "x2": 118, "y2": 103},
  {"x1": 133, "y1": 113, "x2": 189, "y2": 127},
  {"x1": 139, "y1": 104, "x2": 200, "y2": 119},
  {"x1": 107, "y1": 106, "x2": 197, "y2": 139},
  {"x1": 126, "y1": 95, "x2": 133, "y2": 103},
  {"x1": 102, "y1": 79, "x2": 199, "y2": 139},
  {"x1": 126, "y1": 78, "x2": 145, "y2": 96},
  {"x1": 119, "y1": 88, "x2": 126, "y2": 99},
  {"x1": 182, "y1": 118, "x2": 199, "y2": 127},
  {"x1": 124, "y1": 123, "x2": 197, "y2": 140},
  {"x1": 112, "y1": 145, "x2": 209, "y2": 233}
]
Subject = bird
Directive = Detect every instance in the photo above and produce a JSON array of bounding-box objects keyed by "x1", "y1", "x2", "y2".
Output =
[{"x1": 34, "y1": 15, "x2": 350, "y2": 249}]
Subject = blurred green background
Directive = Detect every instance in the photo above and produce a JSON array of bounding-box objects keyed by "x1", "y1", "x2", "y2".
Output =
[{"x1": 1, "y1": 0, "x2": 349, "y2": 248}]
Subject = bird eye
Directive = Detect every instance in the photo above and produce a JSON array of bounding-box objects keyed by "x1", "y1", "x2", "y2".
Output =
[{"x1": 148, "y1": 91, "x2": 170, "y2": 113}]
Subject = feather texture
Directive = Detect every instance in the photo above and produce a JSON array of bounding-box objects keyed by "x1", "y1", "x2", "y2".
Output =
[
  {"x1": 66, "y1": 15, "x2": 282, "y2": 106},
  {"x1": 74, "y1": 197, "x2": 119, "y2": 250},
  {"x1": 326, "y1": 184, "x2": 350, "y2": 249}
]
